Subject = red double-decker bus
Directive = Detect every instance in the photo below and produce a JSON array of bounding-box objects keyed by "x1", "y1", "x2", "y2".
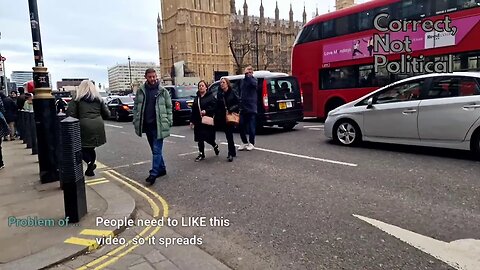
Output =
[{"x1": 292, "y1": 0, "x2": 480, "y2": 118}]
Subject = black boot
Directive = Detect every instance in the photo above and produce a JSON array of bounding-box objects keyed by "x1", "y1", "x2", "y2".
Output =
[
  {"x1": 85, "y1": 163, "x2": 96, "y2": 177},
  {"x1": 213, "y1": 144, "x2": 220, "y2": 156},
  {"x1": 195, "y1": 153, "x2": 205, "y2": 162}
]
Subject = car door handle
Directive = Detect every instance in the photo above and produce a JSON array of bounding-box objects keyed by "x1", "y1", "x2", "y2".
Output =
[
  {"x1": 463, "y1": 104, "x2": 480, "y2": 109},
  {"x1": 402, "y1": 109, "x2": 417, "y2": 114}
]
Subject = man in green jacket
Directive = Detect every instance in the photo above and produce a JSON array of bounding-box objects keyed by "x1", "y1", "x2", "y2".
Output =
[{"x1": 133, "y1": 68, "x2": 173, "y2": 184}]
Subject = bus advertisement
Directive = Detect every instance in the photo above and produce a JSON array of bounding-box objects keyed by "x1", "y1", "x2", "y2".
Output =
[{"x1": 292, "y1": 0, "x2": 480, "y2": 118}]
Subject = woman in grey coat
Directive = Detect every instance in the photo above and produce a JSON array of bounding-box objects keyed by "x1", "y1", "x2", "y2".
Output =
[{"x1": 67, "y1": 80, "x2": 110, "y2": 176}]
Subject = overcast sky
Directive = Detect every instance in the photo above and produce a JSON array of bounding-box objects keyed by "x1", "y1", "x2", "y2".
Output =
[{"x1": 0, "y1": 0, "x2": 367, "y2": 89}]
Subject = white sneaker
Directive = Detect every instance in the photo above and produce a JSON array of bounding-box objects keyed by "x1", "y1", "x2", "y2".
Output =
[
  {"x1": 246, "y1": 143, "x2": 255, "y2": 151},
  {"x1": 238, "y1": 143, "x2": 248, "y2": 151}
]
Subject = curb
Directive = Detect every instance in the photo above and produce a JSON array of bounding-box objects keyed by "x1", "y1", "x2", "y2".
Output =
[{"x1": 1, "y1": 179, "x2": 136, "y2": 270}]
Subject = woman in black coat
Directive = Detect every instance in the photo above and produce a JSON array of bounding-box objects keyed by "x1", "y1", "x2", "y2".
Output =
[
  {"x1": 216, "y1": 78, "x2": 240, "y2": 162},
  {"x1": 190, "y1": 80, "x2": 219, "y2": 161},
  {"x1": 0, "y1": 92, "x2": 17, "y2": 141}
]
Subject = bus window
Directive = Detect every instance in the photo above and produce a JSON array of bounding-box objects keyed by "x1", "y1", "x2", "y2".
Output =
[
  {"x1": 322, "y1": 20, "x2": 335, "y2": 39},
  {"x1": 358, "y1": 9, "x2": 374, "y2": 31},
  {"x1": 400, "y1": 0, "x2": 427, "y2": 19},
  {"x1": 295, "y1": 23, "x2": 322, "y2": 45}
]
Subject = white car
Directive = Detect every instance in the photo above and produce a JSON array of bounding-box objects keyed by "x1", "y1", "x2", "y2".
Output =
[{"x1": 324, "y1": 72, "x2": 480, "y2": 156}]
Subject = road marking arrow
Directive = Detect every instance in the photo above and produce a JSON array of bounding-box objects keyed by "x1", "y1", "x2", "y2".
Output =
[{"x1": 353, "y1": 214, "x2": 480, "y2": 270}]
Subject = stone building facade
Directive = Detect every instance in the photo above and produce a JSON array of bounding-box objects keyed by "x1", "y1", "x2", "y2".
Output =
[
  {"x1": 336, "y1": 0, "x2": 355, "y2": 10},
  {"x1": 157, "y1": 0, "x2": 304, "y2": 82}
]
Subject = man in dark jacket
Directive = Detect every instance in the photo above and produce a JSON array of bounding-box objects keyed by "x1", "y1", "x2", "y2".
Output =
[
  {"x1": 0, "y1": 92, "x2": 17, "y2": 141},
  {"x1": 133, "y1": 68, "x2": 173, "y2": 185},
  {"x1": 238, "y1": 65, "x2": 258, "y2": 151}
]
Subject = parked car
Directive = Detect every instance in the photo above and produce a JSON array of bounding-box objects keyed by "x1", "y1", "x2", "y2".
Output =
[
  {"x1": 164, "y1": 85, "x2": 197, "y2": 125},
  {"x1": 324, "y1": 72, "x2": 480, "y2": 156},
  {"x1": 107, "y1": 96, "x2": 135, "y2": 121},
  {"x1": 208, "y1": 71, "x2": 304, "y2": 130}
]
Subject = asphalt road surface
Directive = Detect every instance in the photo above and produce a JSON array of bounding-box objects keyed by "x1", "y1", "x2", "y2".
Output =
[{"x1": 96, "y1": 120, "x2": 480, "y2": 270}]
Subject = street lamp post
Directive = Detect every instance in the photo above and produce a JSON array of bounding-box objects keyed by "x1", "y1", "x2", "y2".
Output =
[
  {"x1": 127, "y1": 56, "x2": 132, "y2": 94},
  {"x1": 170, "y1": 45, "x2": 175, "y2": 85},
  {"x1": 28, "y1": 0, "x2": 59, "y2": 183},
  {"x1": 254, "y1": 23, "x2": 260, "y2": 71}
]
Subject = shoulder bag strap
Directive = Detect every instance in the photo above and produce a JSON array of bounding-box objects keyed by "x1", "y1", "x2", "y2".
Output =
[{"x1": 197, "y1": 97, "x2": 202, "y2": 118}]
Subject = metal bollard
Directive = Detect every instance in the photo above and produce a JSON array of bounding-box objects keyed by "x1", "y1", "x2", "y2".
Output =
[
  {"x1": 17, "y1": 110, "x2": 24, "y2": 140},
  {"x1": 56, "y1": 112, "x2": 67, "y2": 189},
  {"x1": 22, "y1": 111, "x2": 28, "y2": 144},
  {"x1": 25, "y1": 112, "x2": 33, "y2": 149},
  {"x1": 60, "y1": 117, "x2": 87, "y2": 223},
  {"x1": 31, "y1": 112, "x2": 38, "y2": 155}
]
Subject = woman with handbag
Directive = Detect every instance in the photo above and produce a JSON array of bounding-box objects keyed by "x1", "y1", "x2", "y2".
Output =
[
  {"x1": 216, "y1": 78, "x2": 240, "y2": 162},
  {"x1": 190, "y1": 80, "x2": 219, "y2": 162}
]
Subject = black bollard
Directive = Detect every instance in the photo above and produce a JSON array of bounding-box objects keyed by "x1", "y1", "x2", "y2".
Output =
[
  {"x1": 31, "y1": 112, "x2": 38, "y2": 155},
  {"x1": 18, "y1": 110, "x2": 25, "y2": 141},
  {"x1": 60, "y1": 117, "x2": 87, "y2": 223},
  {"x1": 56, "y1": 112, "x2": 67, "y2": 189},
  {"x1": 22, "y1": 111, "x2": 28, "y2": 144},
  {"x1": 25, "y1": 112, "x2": 33, "y2": 149}
]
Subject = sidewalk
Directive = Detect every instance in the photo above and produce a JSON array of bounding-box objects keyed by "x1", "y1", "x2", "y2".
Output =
[
  {"x1": 0, "y1": 140, "x2": 135, "y2": 269},
  {"x1": 0, "y1": 139, "x2": 232, "y2": 270}
]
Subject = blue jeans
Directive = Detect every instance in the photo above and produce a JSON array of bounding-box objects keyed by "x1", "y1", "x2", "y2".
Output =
[
  {"x1": 239, "y1": 112, "x2": 256, "y2": 145},
  {"x1": 145, "y1": 128, "x2": 165, "y2": 177}
]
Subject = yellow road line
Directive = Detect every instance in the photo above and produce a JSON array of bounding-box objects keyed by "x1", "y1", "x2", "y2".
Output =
[
  {"x1": 108, "y1": 170, "x2": 169, "y2": 218},
  {"x1": 80, "y1": 229, "x2": 114, "y2": 237},
  {"x1": 95, "y1": 162, "x2": 108, "y2": 169},
  {"x1": 87, "y1": 180, "x2": 110, "y2": 186},
  {"x1": 64, "y1": 237, "x2": 99, "y2": 251},
  {"x1": 85, "y1": 177, "x2": 106, "y2": 183},
  {"x1": 76, "y1": 170, "x2": 168, "y2": 270}
]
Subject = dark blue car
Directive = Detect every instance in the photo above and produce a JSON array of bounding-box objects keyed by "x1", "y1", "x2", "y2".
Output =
[{"x1": 164, "y1": 85, "x2": 197, "y2": 125}]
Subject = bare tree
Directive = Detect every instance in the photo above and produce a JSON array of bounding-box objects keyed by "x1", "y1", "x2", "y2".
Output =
[{"x1": 229, "y1": 35, "x2": 251, "y2": 75}]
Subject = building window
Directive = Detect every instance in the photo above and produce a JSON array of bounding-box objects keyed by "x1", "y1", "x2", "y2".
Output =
[{"x1": 211, "y1": 29, "x2": 215, "y2": 53}]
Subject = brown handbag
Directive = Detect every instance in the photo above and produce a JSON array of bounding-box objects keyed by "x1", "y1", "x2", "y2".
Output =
[
  {"x1": 198, "y1": 97, "x2": 214, "y2": 126},
  {"x1": 224, "y1": 97, "x2": 239, "y2": 126}
]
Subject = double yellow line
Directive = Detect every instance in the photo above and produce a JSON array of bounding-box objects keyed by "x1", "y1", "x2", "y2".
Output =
[{"x1": 77, "y1": 170, "x2": 168, "y2": 270}]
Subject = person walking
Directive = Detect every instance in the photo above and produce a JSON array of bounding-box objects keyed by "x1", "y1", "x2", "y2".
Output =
[
  {"x1": 238, "y1": 65, "x2": 258, "y2": 151},
  {"x1": 133, "y1": 68, "x2": 173, "y2": 184},
  {"x1": 0, "y1": 92, "x2": 17, "y2": 141},
  {"x1": 67, "y1": 80, "x2": 110, "y2": 177},
  {"x1": 190, "y1": 80, "x2": 219, "y2": 162},
  {"x1": 0, "y1": 97, "x2": 9, "y2": 170},
  {"x1": 216, "y1": 78, "x2": 239, "y2": 162}
]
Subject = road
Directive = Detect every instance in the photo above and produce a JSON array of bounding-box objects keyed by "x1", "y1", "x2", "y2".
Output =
[{"x1": 92, "y1": 120, "x2": 480, "y2": 270}]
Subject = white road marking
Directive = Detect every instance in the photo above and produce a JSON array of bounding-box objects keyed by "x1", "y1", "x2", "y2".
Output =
[
  {"x1": 132, "y1": 160, "x2": 150, "y2": 165},
  {"x1": 170, "y1": 134, "x2": 186, "y2": 138},
  {"x1": 178, "y1": 149, "x2": 212, "y2": 156},
  {"x1": 354, "y1": 214, "x2": 480, "y2": 270},
  {"x1": 105, "y1": 124, "x2": 124, "y2": 129},
  {"x1": 308, "y1": 128, "x2": 323, "y2": 131},
  {"x1": 303, "y1": 125, "x2": 324, "y2": 128},
  {"x1": 221, "y1": 143, "x2": 357, "y2": 167}
]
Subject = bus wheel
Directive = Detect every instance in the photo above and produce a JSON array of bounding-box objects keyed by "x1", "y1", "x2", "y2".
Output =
[
  {"x1": 325, "y1": 99, "x2": 345, "y2": 116},
  {"x1": 333, "y1": 120, "x2": 361, "y2": 146}
]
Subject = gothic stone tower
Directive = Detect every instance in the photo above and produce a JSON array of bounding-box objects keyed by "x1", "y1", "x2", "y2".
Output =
[
  {"x1": 336, "y1": 0, "x2": 355, "y2": 10},
  {"x1": 158, "y1": 0, "x2": 232, "y2": 82}
]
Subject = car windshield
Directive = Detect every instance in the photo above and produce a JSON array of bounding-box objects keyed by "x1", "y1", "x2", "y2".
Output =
[
  {"x1": 119, "y1": 96, "x2": 134, "y2": 104},
  {"x1": 175, "y1": 86, "x2": 197, "y2": 98}
]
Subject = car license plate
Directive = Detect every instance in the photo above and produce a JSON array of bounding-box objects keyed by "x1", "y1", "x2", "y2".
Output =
[
  {"x1": 279, "y1": 102, "x2": 287, "y2": 109},
  {"x1": 187, "y1": 101, "x2": 193, "y2": 108}
]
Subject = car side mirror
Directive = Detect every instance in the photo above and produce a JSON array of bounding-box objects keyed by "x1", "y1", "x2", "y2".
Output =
[{"x1": 367, "y1": 97, "x2": 374, "y2": 109}]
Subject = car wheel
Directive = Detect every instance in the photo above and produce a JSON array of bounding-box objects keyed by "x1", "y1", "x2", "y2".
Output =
[
  {"x1": 333, "y1": 120, "x2": 361, "y2": 146},
  {"x1": 282, "y1": 122, "x2": 296, "y2": 130},
  {"x1": 471, "y1": 130, "x2": 480, "y2": 159}
]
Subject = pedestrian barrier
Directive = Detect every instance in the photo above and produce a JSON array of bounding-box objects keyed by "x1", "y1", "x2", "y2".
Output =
[
  {"x1": 60, "y1": 117, "x2": 87, "y2": 223},
  {"x1": 15, "y1": 110, "x2": 39, "y2": 155},
  {"x1": 56, "y1": 112, "x2": 68, "y2": 189}
]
